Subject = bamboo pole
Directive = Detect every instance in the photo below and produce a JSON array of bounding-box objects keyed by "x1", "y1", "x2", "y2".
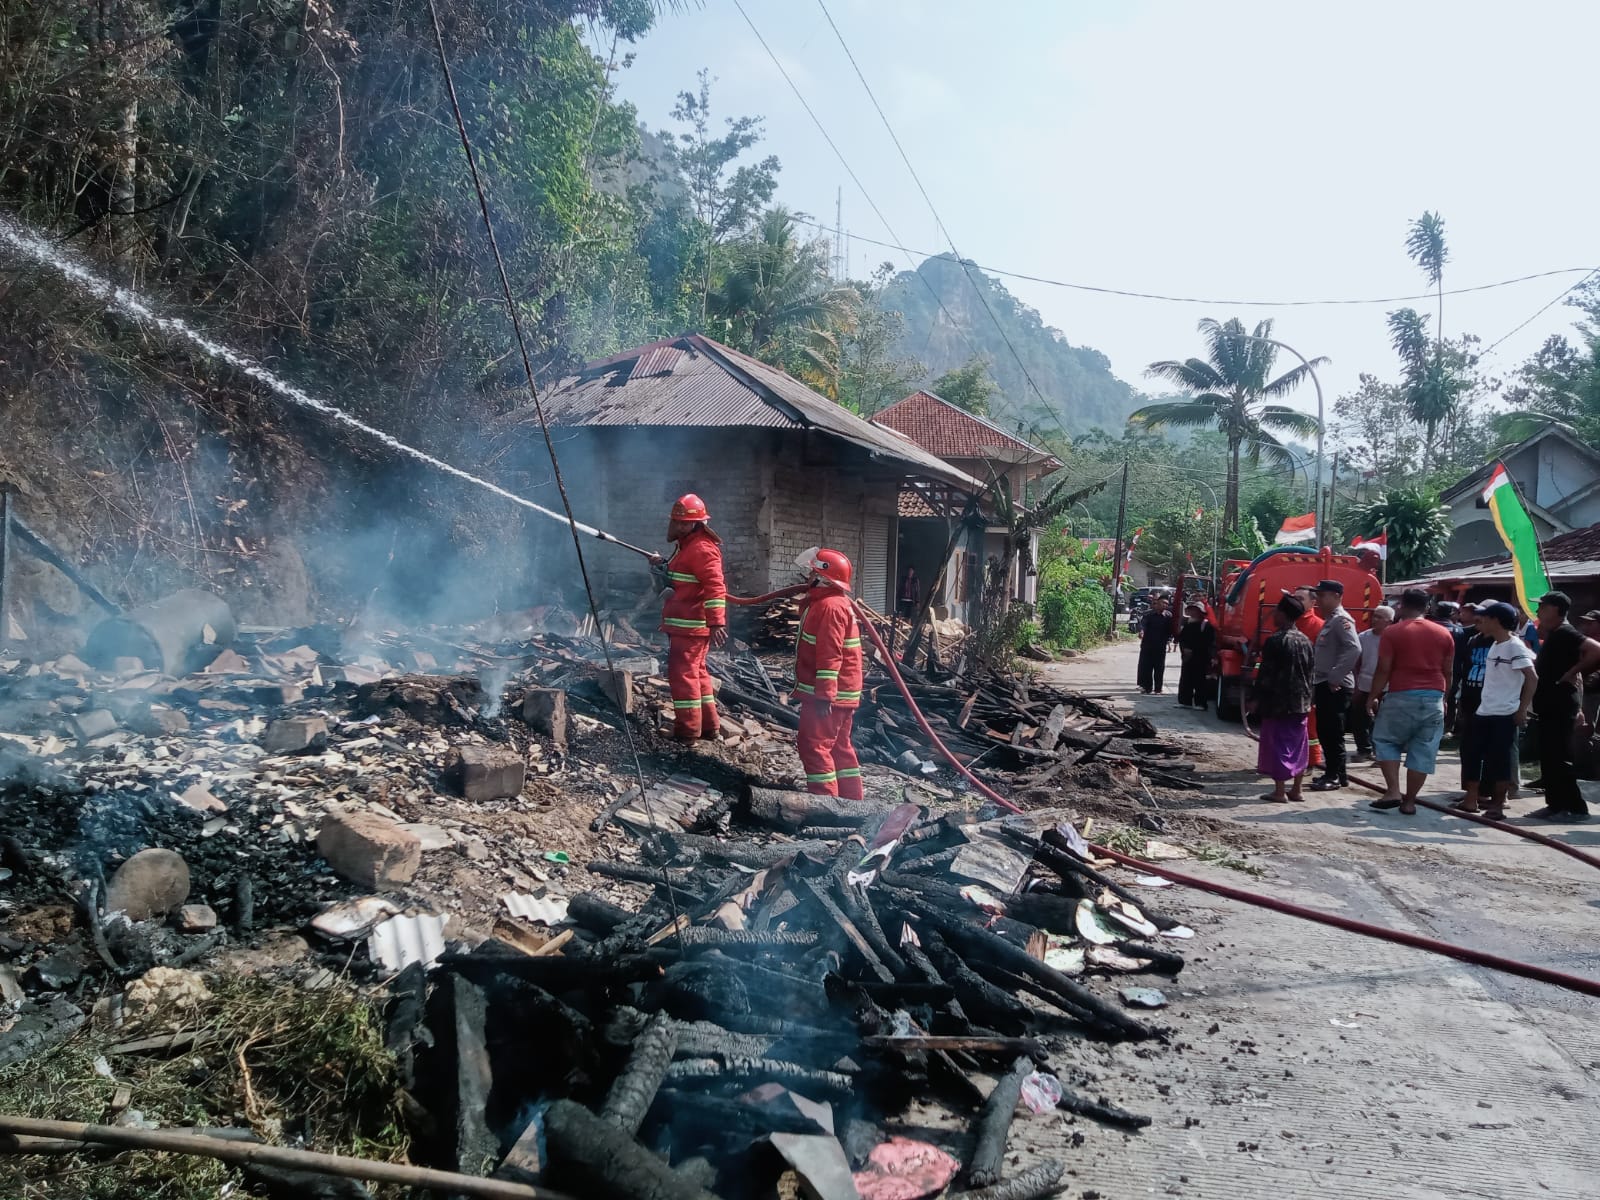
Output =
[{"x1": 0, "y1": 1115, "x2": 575, "y2": 1200}]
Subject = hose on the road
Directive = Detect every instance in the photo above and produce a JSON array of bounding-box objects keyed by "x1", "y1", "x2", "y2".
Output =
[{"x1": 854, "y1": 605, "x2": 1600, "y2": 1000}]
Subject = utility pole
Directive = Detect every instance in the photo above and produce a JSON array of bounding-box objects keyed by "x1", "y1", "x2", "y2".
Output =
[
  {"x1": 1109, "y1": 457, "x2": 1130, "y2": 607},
  {"x1": 833, "y1": 187, "x2": 843, "y2": 282},
  {"x1": 1323, "y1": 450, "x2": 1340, "y2": 545}
]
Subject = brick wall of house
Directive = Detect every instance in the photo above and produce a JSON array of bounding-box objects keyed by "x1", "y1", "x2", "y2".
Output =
[{"x1": 517, "y1": 428, "x2": 900, "y2": 609}]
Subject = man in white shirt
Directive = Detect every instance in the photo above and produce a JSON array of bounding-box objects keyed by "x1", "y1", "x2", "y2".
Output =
[
  {"x1": 1349, "y1": 605, "x2": 1393, "y2": 762},
  {"x1": 1449, "y1": 601, "x2": 1537, "y2": 820}
]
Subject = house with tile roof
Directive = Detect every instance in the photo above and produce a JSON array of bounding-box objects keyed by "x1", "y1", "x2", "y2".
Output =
[
  {"x1": 1437, "y1": 426, "x2": 1600, "y2": 563},
  {"x1": 874, "y1": 390, "x2": 1064, "y2": 623}
]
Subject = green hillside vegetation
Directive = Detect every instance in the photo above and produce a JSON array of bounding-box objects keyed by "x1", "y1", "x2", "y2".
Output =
[{"x1": 882, "y1": 253, "x2": 1142, "y2": 436}]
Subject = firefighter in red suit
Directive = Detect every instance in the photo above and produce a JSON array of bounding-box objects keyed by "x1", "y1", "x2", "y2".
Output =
[
  {"x1": 648, "y1": 494, "x2": 727, "y2": 740},
  {"x1": 793, "y1": 548, "x2": 865, "y2": 800}
]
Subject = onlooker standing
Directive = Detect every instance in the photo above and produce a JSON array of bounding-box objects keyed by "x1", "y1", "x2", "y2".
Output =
[
  {"x1": 1448, "y1": 602, "x2": 1536, "y2": 820},
  {"x1": 1579, "y1": 609, "x2": 1600, "y2": 777},
  {"x1": 1349, "y1": 604, "x2": 1394, "y2": 761},
  {"x1": 897, "y1": 565, "x2": 920, "y2": 620},
  {"x1": 1527, "y1": 591, "x2": 1600, "y2": 821},
  {"x1": 1253, "y1": 594, "x2": 1316, "y2": 803},
  {"x1": 1292, "y1": 587, "x2": 1326, "y2": 771},
  {"x1": 1176, "y1": 602, "x2": 1216, "y2": 710},
  {"x1": 1136, "y1": 595, "x2": 1174, "y2": 695},
  {"x1": 1446, "y1": 602, "x2": 1480, "y2": 732},
  {"x1": 1309, "y1": 580, "x2": 1361, "y2": 791},
  {"x1": 1367, "y1": 587, "x2": 1456, "y2": 815}
]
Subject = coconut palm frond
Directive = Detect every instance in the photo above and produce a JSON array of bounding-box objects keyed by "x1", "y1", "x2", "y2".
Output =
[
  {"x1": 1128, "y1": 399, "x2": 1225, "y2": 430},
  {"x1": 1144, "y1": 357, "x2": 1224, "y2": 391}
]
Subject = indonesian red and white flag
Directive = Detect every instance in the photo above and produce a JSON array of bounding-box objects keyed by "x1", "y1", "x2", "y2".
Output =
[
  {"x1": 1275, "y1": 512, "x2": 1317, "y2": 544},
  {"x1": 1350, "y1": 531, "x2": 1388, "y2": 560}
]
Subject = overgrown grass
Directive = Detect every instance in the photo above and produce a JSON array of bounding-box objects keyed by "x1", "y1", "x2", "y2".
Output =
[{"x1": 0, "y1": 974, "x2": 407, "y2": 1199}]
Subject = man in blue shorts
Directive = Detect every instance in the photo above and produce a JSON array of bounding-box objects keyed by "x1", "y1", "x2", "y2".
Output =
[{"x1": 1366, "y1": 588, "x2": 1456, "y2": 815}]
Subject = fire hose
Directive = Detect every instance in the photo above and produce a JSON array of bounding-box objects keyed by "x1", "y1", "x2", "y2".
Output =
[{"x1": 851, "y1": 601, "x2": 1600, "y2": 1001}]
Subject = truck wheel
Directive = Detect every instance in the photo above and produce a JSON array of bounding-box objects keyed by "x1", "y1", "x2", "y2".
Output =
[{"x1": 1216, "y1": 677, "x2": 1242, "y2": 722}]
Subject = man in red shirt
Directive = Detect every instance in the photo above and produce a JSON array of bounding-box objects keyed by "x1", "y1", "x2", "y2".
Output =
[
  {"x1": 648, "y1": 494, "x2": 727, "y2": 740},
  {"x1": 1367, "y1": 588, "x2": 1456, "y2": 814}
]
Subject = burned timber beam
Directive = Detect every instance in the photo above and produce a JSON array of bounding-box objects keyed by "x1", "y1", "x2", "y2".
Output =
[
  {"x1": 951, "y1": 1161, "x2": 1066, "y2": 1200},
  {"x1": 601, "y1": 1012, "x2": 677, "y2": 1137},
  {"x1": 965, "y1": 1056, "x2": 1033, "y2": 1188},
  {"x1": 542, "y1": 1099, "x2": 722, "y2": 1200}
]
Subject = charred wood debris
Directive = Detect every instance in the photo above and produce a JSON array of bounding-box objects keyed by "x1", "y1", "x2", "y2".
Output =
[{"x1": 0, "y1": 597, "x2": 1210, "y2": 1199}]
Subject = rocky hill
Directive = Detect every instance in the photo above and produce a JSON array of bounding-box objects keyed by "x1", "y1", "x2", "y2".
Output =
[{"x1": 881, "y1": 254, "x2": 1142, "y2": 437}]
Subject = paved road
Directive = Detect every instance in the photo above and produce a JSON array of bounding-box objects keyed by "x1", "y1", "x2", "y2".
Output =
[{"x1": 1019, "y1": 637, "x2": 1600, "y2": 1199}]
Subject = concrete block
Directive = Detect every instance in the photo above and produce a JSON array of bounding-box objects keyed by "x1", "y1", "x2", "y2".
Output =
[
  {"x1": 598, "y1": 669, "x2": 635, "y2": 716},
  {"x1": 69, "y1": 709, "x2": 120, "y2": 743},
  {"x1": 176, "y1": 904, "x2": 218, "y2": 933},
  {"x1": 450, "y1": 745, "x2": 526, "y2": 802},
  {"x1": 520, "y1": 688, "x2": 568, "y2": 750},
  {"x1": 262, "y1": 716, "x2": 328, "y2": 755},
  {"x1": 316, "y1": 811, "x2": 421, "y2": 889}
]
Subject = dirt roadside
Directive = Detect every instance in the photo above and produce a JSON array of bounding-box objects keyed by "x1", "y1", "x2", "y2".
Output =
[{"x1": 1022, "y1": 637, "x2": 1600, "y2": 1199}]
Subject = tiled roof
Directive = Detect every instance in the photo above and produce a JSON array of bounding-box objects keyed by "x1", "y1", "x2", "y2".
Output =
[
  {"x1": 522, "y1": 336, "x2": 984, "y2": 492},
  {"x1": 874, "y1": 391, "x2": 1062, "y2": 470}
]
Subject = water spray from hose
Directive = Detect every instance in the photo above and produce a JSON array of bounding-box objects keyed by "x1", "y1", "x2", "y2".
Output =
[{"x1": 0, "y1": 215, "x2": 656, "y2": 559}]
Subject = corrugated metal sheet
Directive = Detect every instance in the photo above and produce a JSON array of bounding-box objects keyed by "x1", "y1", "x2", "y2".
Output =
[
  {"x1": 367, "y1": 912, "x2": 447, "y2": 973},
  {"x1": 499, "y1": 893, "x2": 570, "y2": 924},
  {"x1": 860, "y1": 512, "x2": 891, "y2": 612},
  {"x1": 631, "y1": 345, "x2": 685, "y2": 380},
  {"x1": 531, "y1": 336, "x2": 983, "y2": 491}
]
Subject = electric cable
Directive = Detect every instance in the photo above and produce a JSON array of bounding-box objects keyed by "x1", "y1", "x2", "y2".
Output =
[
  {"x1": 1479, "y1": 267, "x2": 1600, "y2": 357},
  {"x1": 815, "y1": 0, "x2": 1056, "y2": 422},
  {"x1": 729, "y1": 0, "x2": 1072, "y2": 445},
  {"x1": 825, "y1": 227, "x2": 1600, "y2": 310},
  {"x1": 852, "y1": 605, "x2": 1600, "y2": 1000},
  {"x1": 426, "y1": 0, "x2": 681, "y2": 934}
]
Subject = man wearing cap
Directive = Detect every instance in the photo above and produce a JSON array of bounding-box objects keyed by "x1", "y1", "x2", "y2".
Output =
[
  {"x1": 1528, "y1": 591, "x2": 1600, "y2": 820},
  {"x1": 1309, "y1": 580, "x2": 1361, "y2": 790},
  {"x1": 1367, "y1": 587, "x2": 1456, "y2": 815},
  {"x1": 648, "y1": 494, "x2": 728, "y2": 740},
  {"x1": 1175, "y1": 601, "x2": 1215, "y2": 710},
  {"x1": 1448, "y1": 601, "x2": 1536, "y2": 820},
  {"x1": 1446, "y1": 602, "x2": 1480, "y2": 733}
]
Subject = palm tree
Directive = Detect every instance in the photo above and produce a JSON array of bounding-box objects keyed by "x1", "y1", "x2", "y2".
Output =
[
  {"x1": 707, "y1": 207, "x2": 859, "y2": 395},
  {"x1": 1132, "y1": 318, "x2": 1325, "y2": 532},
  {"x1": 1391, "y1": 211, "x2": 1460, "y2": 466}
]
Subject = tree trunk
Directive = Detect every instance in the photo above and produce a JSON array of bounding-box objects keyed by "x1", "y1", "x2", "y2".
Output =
[{"x1": 1225, "y1": 436, "x2": 1242, "y2": 533}]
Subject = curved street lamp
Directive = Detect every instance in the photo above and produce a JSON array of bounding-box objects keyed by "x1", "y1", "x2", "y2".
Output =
[{"x1": 1230, "y1": 332, "x2": 1328, "y2": 543}]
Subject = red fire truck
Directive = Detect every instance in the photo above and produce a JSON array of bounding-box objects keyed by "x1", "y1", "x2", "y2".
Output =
[{"x1": 1207, "y1": 546, "x2": 1385, "y2": 720}]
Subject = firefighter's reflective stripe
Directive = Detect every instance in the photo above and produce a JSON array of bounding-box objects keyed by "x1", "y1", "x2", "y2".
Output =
[
  {"x1": 836, "y1": 689, "x2": 861, "y2": 701},
  {"x1": 703, "y1": 599, "x2": 726, "y2": 609},
  {"x1": 795, "y1": 681, "x2": 816, "y2": 694},
  {"x1": 801, "y1": 632, "x2": 817, "y2": 644},
  {"x1": 844, "y1": 637, "x2": 861, "y2": 648},
  {"x1": 806, "y1": 770, "x2": 838, "y2": 783},
  {"x1": 836, "y1": 767, "x2": 862, "y2": 778},
  {"x1": 664, "y1": 617, "x2": 708, "y2": 629},
  {"x1": 667, "y1": 571, "x2": 698, "y2": 583},
  {"x1": 816, "y1": 669, "x2": 840, "y2": 679}
]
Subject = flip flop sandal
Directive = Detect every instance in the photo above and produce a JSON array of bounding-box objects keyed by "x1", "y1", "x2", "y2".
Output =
[
  {"x1": 1445, "y1": 803, "x2": 1483, "y2": 816},
  {"x1": 1369, "y1": 797, "x2": 1403, "y2": 810},
  {"x1": 1483, "y1": 810, "x2": 1507, "y2": 820},
  {"x1": 1398, "y1": 803, "x2": 1417, "y2": 815},
  {"x1": 1261, "y1": 793, "x2": 1290, "y2": 803}
]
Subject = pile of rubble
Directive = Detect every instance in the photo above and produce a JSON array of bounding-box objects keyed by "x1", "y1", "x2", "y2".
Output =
[{"x1": 0, "y1": 588, "x2": 1212, "y2": 1197}]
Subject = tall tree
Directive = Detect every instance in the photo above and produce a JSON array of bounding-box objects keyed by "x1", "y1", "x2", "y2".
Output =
[
  {"x1": 707, "y1": 207, "x2": 858, "y2": 393},
  {"x1": 1131, "y1": 318, "x2": 1325, "y2": 532},
  {"x1": 1499, "y1": 277, "x2": 1600, "y2": 444},
  {"x1": 1390, "y1": 211, "x2": 1465, "y2": 468},
  {"x1": 664, "y1": 69, "x2": 781, "y2": 320},
  {"x1": 930, "y1": 356, "x2": 997, "y2": 417},
  {"x1": 838, "y1": 263, "x2": 924, "y2": 415}
]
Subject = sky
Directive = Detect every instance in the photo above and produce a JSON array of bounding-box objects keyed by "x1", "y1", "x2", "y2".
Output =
[{"x1": 600, "y1": 0, "x2": 1600, "y2": 421}]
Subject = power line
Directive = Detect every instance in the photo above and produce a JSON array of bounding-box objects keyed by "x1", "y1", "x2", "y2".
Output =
[
  {"x1": 813, "y1": 0, "x2": 1068, "y2": 444},
  {"x1": 831, "y1": 226, "x2": 1600, "y2": 310},
  {"x1": 1479, "y1": 268, "x2": 1600, "y2": 358},
  {"x1": 729, "y1": 0, "x2": 1051, "y2": 440}
]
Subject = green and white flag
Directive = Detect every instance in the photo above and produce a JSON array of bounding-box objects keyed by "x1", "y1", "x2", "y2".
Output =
[{"x1": 1481, "y1": 462, "x2": 1550, "y2": 617}]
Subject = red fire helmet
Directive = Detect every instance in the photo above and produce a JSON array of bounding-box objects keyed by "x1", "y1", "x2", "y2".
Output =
[
  {"x1": 670, "y1": 493, "x2": 709, "y2": 522},
  {"x1": 798, "y1": 547, "x2": 853, "y2": 590}
]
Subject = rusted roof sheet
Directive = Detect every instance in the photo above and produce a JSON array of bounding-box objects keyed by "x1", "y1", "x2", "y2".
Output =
[
  {"x1": 533, "y1": 336, "x2": 983, "y2": 491},
  {"x1": 1390, "y1": 520, "x2": 1600, "y2": 588}
]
